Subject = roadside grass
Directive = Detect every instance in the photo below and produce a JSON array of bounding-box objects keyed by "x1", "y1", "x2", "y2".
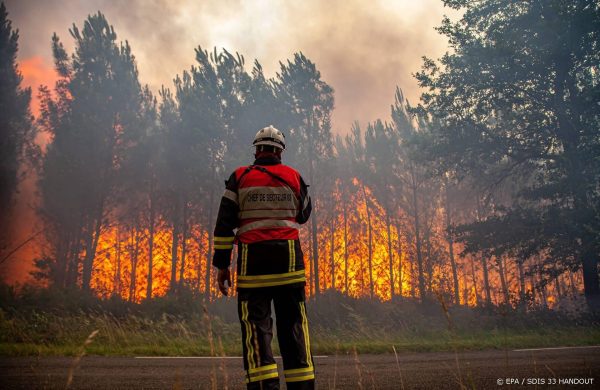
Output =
[
  {"x1": 1, "y1": 286, "x2": 599, "y2": 357},
  {"x1": 1, "y1": 309, "x2": 598, "y2": 356}
]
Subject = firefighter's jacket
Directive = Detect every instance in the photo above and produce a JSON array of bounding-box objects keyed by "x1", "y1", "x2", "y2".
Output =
[{"x1": 212, "y1": 156, "x2": 312, "y2": 289}]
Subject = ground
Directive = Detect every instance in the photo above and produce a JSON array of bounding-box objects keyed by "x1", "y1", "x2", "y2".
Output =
[{"x1": 0, "y1": 347, "x2": 598, "y2": 389}]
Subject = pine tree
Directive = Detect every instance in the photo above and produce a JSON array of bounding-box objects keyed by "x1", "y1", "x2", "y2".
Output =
[
  {"x1": 0, "y1": 2, "x2": 33, "y2": 249},
  {"x1": 38, "y1": 12, "x2": 144, "y2": 290},
  {"x1": 417, "y1": 0, "x2": 600, "y2": 310},
  {"x1": 276, "y1": 53, "x2": 334, "y2": 296}
]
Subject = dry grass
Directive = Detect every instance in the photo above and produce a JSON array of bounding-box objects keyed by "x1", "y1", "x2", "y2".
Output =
[{"x1": 66, "y1": 329, "x2": 99, "y2": 388}]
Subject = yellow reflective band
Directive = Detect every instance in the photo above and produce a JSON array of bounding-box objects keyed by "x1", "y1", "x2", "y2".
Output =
[
  {"x1": 249, "y1": 364, "x2": 277, "y2": 374},
  {"x1": 214, "y1": 244, "x2": 233, "y2": 250},
  {"x1": 284, "y1": 366, "x2": 314, "y2": 375},
  {"x1": 245, "y1": 370, "x2": 279, "y2": 383},
  {"x1": 288, "y1": 240, "x2": 293, "y2": 272},
  {"x1": 214, "y1": 236, "x2": 235, "y2": 242},
  {"x1": 291, "y1": 240, "x2": 296, "y2": 271},
  {"x1": 300, "y1": 302, "x2": 313, "y2": 372},
  {"x1": 285, "y1": 374, "x2": 315, "y2": 382},
  {"x1": 241, "y1": 301, "x2": 255, "y2": 370},
  {"x1": 238, "y1": 270, "x2": 305, "y2": 281},
  {"x1": 241, "y1": 243, "x2": 248, "y2": 276},
  {"x1": 237, "y1": 276, "x2": 306, "y2": 288}
]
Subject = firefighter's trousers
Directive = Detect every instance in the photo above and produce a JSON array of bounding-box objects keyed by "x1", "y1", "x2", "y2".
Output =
[{"x1": 237, "y1": 285, "x2": 315, "y2": 390}]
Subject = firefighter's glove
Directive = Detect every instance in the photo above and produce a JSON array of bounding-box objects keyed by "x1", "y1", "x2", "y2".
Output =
[{"x1": 217, "y1": 268, "x2": 231, "y2": 296}]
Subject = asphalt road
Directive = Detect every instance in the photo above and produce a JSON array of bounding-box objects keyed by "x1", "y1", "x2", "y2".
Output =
[{"x1": 0, "y1": 347, "x2": 598, "y2": 389}]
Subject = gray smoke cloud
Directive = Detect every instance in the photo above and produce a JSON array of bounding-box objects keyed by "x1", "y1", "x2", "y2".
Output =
[{"x1": 6, "y1": 0, "x2": 456, "y2": 134}]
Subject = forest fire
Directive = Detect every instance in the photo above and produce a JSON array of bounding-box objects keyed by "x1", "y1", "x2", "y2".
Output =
[
  {"x1": 57, "y1": 176, "x2": 578, "y2": 307},
  {"x1": 2, "y1": 2, "x2": 593, "y2": 316},
  {"x1": 2, "y1": 2, "x2": 599, "y2": 388}
]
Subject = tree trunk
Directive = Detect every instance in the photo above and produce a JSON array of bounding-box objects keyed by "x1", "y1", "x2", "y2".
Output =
[
  {"x1": 82, "y1": 210, "x2": 103, "y2": 292},
  {"x1": 444, "y1": 184, "x2": 460, "y2": 305},
  {"x1": 179, "y1": 202, "x2": 188, "y2": 290},
  {"x1": 311, "y1": 209, "x2": 320, "y2": 296},
  {"x1": 581, "y1": 250, "x2": 600, "y2": 311},
  {"x1": 396, "y1": 221, "x2": 403, "y2": 298},
  {"x1": 329, "y1": 215, "x2": 335, "y2": 290},
  {"x1": 481, "y1": 255, "x2": 492, "y2": 306},
  {"x1": 360, "y1": 184, "x2": 374, "y2": 298},
  {"x1": 129, "y1": 226, "x2": 139, "y2": 302},
  {"x1": 537, "y1": 257, "x2": 547, "y2": 308},
  {"x1": 343, "y1": 196, "x2": 349, "y2": 295},
  {"x1": 66, "y1": 216, "x2": 84, "y2": 288},
  {"x1": 146, "y1": 192, "x2": 155, "y2": 300},
  {"x1": 424, "y1": 209, "x2": 434, "y2": 294},
  {"x1": 568, "y1": 271, "x2": 577, "y2": 296},
  {"x1": 496, "y1": 256, "x2": 509, "y2": 305},
  {"x1": 553, "y1": 56, "x2": 599, "y2": 311},
  {"x1": 411, "y1": 170, "x2": 426, "y2": 301},
  {"x1": 205, "y1": 189, "x2": 215, "y2": 299},
  {"x1": 114, "y1": 227, "x2": 121, "y2": 297},
  {"x1": 385, "y1": 209, "x2": 394, "y2": 298},
  {"x1": 470, "y1": 255, "x2": 479, "y2": 306},
  {"x1": 554, "y1": 274, "x2": 563, "y2": 302},
  {"x1": 306, "y1": 114, "x2": 320, "y2": 298},
  {"x1": 529, "y1": 273, "x2": 537, "y2": 304},
  {"x1": 170, "y1": 212, "x2": 180, "y2": 294},
  {"x1": 517, "y1": 258, "x2": 526, "y2": 306}
]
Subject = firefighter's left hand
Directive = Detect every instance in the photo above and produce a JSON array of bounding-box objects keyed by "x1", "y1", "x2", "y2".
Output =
[{"x1": 217, "y1": 268, "x2": 231, "y2": 296}]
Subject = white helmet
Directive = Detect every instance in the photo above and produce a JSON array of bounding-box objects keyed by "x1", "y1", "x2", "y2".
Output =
[{"x1": 253, "y1": 125, "x2": 285, "y2": 150}]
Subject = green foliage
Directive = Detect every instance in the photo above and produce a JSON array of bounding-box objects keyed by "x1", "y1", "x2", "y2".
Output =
[
  {"x1": 38, "y1": 11, "x2": 146, "y2": 291},
  {"x1": 417, "y1": 0, "x2": 600, "y2": 307},
  {"x1": 0, "y1": 2, "x2": 34, "y2": 244}
]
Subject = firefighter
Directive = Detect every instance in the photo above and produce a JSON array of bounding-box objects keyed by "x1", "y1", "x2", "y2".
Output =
[{"x1": 212, "y1": 125, "x2": 314, "y2": 390}]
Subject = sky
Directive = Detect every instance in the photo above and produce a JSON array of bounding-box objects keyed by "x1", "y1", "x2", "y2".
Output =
[
  {"x1": 6, "y1": 0, "x2": 457, "y2": 134},
  {"x1": 2, "y1": 0, "x2": 458, "y2": 284}
]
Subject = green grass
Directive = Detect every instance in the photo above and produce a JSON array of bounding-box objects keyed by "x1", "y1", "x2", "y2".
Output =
[
  {"x1": 1, "y1": 308, "x2": 598, "y2": 356},
  {"x1": 310, "y1": 327, "x2": 600, "y2": 354},
  {"x1": 1, "y1": 287, "x2": 598, "y2": 357}
]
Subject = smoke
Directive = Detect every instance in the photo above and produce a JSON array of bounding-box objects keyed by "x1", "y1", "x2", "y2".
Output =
[
  {"x1": 2, "y1": 0, "x2": 455, "y2": 284},
  {"x1": 6, "y1": 0, "x2": 455, "y2": 133}
]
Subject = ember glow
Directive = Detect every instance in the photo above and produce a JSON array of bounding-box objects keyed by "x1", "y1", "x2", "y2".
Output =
[{"x1": 68, "y1": 177, "x2": 581, "y2": 306}]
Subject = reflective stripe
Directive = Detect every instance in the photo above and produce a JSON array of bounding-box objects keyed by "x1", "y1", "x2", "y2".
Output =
[
  {"x1": 288, "y1": 240, "x2": 295, "y2": 272},
  {"x1": 284, "y1": 366, "x2": 314, "y2": 375},
  {"x1": 299, "y1": 301, "x2": 313, "y2": 376},
  {"x1": 214, "y1": 236, "x2": 235, "y2": 250},
  {"x1": 237, "y1": 270, "x2": 306, "y2": 288},
  {"x1": 238, "y1": 219, "x2": 299, "y2": 235},
  {"x1": 284, "y1": 366, "x2": 314, "y2": 383},
  {"x1": 285, "y1": 374, "x2": 315, "y2": 382},
  {"x1": 246, "y1": 370, "x2": 279, "y2": 383},
  {"x1": 238, "y1": 270, "x2": 305, "y2": 281},
  {"x1": 241, "y1": 301, "x2": 255, "y2": 370},
  {"x1": 246, "y1": 363, "x2": 279, "y2": 382},
  {"x1": 249, "y1": 364, "x2": 278, "y2": 374},
  {"x1": 237, "y1": 277, "x2": 306, "y2": 288},
  {"x1": 222, "y1": 189, "x2": 238, "y2": 204},
  {"x1": 239, "y1": 209, "x2": 297, "y2": 219},
  {"x1": 240, "y1": 243, "x2": 248, "y2": 276},
  {"x1": 214, "y1": 236, "x2": 235, "y2": 242}
]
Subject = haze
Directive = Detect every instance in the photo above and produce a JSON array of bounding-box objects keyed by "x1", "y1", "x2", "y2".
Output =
[{"x1": 7, "y1": 0, "x2": 454, "y2": 132}]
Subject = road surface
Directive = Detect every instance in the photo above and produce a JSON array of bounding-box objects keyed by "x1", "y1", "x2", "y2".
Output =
[{"x1": 0, "y1": 347, "x2": 598, "y2": 389}]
